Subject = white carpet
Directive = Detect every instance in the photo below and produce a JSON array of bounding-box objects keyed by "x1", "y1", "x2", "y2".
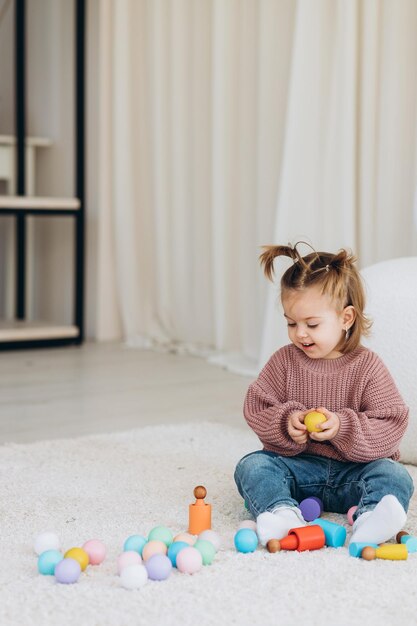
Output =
[{"x1": 1, "y1": 422, "x2": 417, "y2": 626}]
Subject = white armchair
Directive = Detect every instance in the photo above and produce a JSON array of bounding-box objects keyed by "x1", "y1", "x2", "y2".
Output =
[{"x1": 361, "y1": 257, "x2": 417, "y2": 465}]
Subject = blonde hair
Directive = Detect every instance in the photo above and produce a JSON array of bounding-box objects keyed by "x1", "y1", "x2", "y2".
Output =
[{"x1": 259, "y1": 242, "x2": 372, "y2": 353}]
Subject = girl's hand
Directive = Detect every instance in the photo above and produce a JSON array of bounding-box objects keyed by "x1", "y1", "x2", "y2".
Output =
[
  {"x1": 308, "y1": 407, "x2": 340, "y2": 441},
  {"x1": 288, "y1": 410, "x2": 308, "y2": 444}
]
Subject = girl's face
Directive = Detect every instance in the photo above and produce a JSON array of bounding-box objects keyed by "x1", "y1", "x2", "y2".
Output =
[{"x1": 282, "y1": 286, "x2": 355, "y2": 360}]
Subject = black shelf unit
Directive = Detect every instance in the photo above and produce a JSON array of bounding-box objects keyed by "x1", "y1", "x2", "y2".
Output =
[{"x1": 0, "y1": 0, "x2": 86, "y2": 350}]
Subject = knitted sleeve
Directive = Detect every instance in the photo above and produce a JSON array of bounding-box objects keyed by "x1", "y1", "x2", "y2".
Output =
[
  {"x1": 330, "y1": 356, "x2": 409, "y2": 462},
  {"x1": 243, "y1": 351, "x2": 307, "y2": 455}
]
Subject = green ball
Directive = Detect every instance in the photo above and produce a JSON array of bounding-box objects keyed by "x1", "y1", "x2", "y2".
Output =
[
  {"x1": 147, "y1": 526, "x2": 173, "y2": 547},
  {"x1": 194, "y1": 539, "x2": 216, "y2": 565}
]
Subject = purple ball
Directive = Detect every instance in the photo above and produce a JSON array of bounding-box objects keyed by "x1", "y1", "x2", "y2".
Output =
[
  {"x1": 145, "y1": 553, "x2": 172, "y2": 581},
  {"x1": 54, "y1": 558, "x2": 81, "y2": 584},
  {"x1": 299, "y1": 497, "x2": 323, "y2": 522}
]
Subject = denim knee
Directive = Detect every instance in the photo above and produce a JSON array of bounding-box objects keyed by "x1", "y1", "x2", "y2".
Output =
[
  {"x1": 360, "y1": 458, "x2": 415, "y2": 513},
  {"x1": 234, "y1": 451, "x2": 270, "y2": 489}
]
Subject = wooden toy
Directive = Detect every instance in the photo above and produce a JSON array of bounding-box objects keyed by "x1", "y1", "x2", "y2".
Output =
[
  {"x1": 266, "y1": 525, "x2": 325, "y2": 553},
  {"x1": 300, "y1": 497, "x2": 323, "y2": 521},
  {"x1": 311, "y1": 518, "x2": 346, "y2": 547},
  {"x1": 396, "y1": 530, "x2": 417, "y2": 553},
  {"x1": 188, "y1": 485, "x2": 211, "y2": 534},
  {"x1": 234, "y1": 528, "x2": 258, "y2": 553},
  {"x1": 361, "y1": 544, "x2": 408, "y2": 561},
  {"x1": 64, "y1": 547, "x2": 89, "y2": 571},
  {"x1": 347, "y1": 505, "x2": 358, "y2": 525},
  {"x1": 349, "y1": 542, "x2": 378, "y2": 558},
  {"x1": 304, "y1": 411, "x2": 327, "y2": 433}
]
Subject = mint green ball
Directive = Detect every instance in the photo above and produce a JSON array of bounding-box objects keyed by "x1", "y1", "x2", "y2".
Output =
[
  {"x1": 148, "y1": 526, "x2": 173, "y2": 547},
  {"x1": 194, "y1": 539, "x2": 216, "y2": 565}
]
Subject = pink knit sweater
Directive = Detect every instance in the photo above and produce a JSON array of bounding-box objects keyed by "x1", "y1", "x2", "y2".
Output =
[{"x1": 244, "y1": 344, "x2": 409, "y2": 463}]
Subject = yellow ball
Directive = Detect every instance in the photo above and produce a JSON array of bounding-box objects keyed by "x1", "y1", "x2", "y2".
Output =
[
  {"x1": 304, "y1": 411, "x2": 326, "y2": 433},
  {"x1": 64, "y1": 547, "x2": 89, "y2": 571}
]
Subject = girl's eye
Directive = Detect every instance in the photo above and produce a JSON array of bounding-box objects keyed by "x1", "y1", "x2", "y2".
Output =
[
  {"x1": 307, "y1": 324, "x2": 318, "y2": 328},
  {"x1": 287, "y1": 323, "x2": 296, "y2": 327}
]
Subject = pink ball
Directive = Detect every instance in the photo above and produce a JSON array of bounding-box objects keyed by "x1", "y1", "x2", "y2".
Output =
[
  {"x1": 176, "y1": 546, "x2": 203, "y2": 574},
  {"x1": 82, "y1": 539, "x2": 106, "y2": 565},
  {"x1": 173, "y1": 533, "x2": 196, "y2": 546},
  {"x1": 117, "y1": 550, "x2": 142, "y2": 574},
  {"x1": 347, "y1": 505, "x2": 358, "y2": 526},
  {"x1": 142, "y1": 540, "x2": 167, "y2": 561}
]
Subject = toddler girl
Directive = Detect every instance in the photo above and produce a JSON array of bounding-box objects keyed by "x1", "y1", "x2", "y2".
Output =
[{"x1": 234, "y1": 243, "x2": 414, "y2": 546}]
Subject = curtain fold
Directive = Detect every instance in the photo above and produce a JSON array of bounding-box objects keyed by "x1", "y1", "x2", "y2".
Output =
[{"x1": 88, "y1": 0, "x2": 417, "y2": 373}]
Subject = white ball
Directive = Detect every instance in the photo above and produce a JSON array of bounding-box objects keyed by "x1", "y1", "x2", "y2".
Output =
[
  {"x1": 238, "y1": 520, "x2": 257, "y2": 532},
  {"x1": 120, "y1": 564, "x2": 148, "y2": 590},
  {"x1": 198, "y1": 530, "x2": 222, "y2": 552},
  {"x1": 34, "y1": 532, "x2": 60, "y2": 555}
]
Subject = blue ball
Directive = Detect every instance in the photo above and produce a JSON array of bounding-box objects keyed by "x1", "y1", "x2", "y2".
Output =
[
  {"x1": 167, "y1": 541, "x2": 189, "y2": 567},
  {"x1": 123, "y1": 534, "x2": 147, "y2": 555},
  {"x1": 38, "y1": 549, "x2": 63, "y2": 575},
  {"x1": 234, "y1": 528, "x2": 258, "y2": 553}
]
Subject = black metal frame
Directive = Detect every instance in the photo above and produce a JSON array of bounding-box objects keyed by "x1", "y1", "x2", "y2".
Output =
[{"x1": 0, "y1": 0, "x2": 85, "y2": 351}]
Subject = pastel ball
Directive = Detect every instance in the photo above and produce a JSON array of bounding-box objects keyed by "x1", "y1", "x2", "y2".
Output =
[
  {"x1": 198, "y1": 530, "x2": 222, "y2": 552},
  {"x1": 64, "y1": 547, "x2": 89, "y2": 572},
  {"x1": 54, "y1": 558, "x2": 81, "y2": 584},
  {"x1": 82, "y1": 540, "x2": 106, "y2": 565},
  {"x1": 120, "y1": 564, "x2": 148, "y2": 590},
  {"x1": 173, "y1": 532, "x2": 196, "y2": 546},
  {"x1": 238, "y1": 520, "x2": 257, "y2": 533},
  {"x1": 123, "y1": 535, "x2": 147, "y2": 555},
  {"x1": 347, "y1": 505, "x2": 358, "y2": 526},
  {"x1": 142, "y1": 540, "x2": 167, "y2": 561},
  {"x1": 304, "y1": 411, "x2": 327, "y2": 433},
  {"x1": 117, "y1": 551, "x2": 142, "y2": 574},
  {"x1": 176, "y1": 546, "x2": 203, "y2": 574},
  {"x1": 234, "y1": 528, "x2": 258, "y2": 553},
  {"x1": 147, "y1": 526, "x2": 173, "y2": 548},
  {"x1": 300, "y1": 497, "x2": 322, "y2": 522},
  {"x1": 38, "y1": 550, "x2": 63, "y2": 575},
  {"x1": 34, "y1": 532, "x2": 60, "y2": 556},
  {"x1": 194, "y1": 539, "x2": 216, "y2": 565},
  {"x1": 167, "y1": 541, "x2": 189, "y2": 567},
  {"x1": 145, "y1": 554, "x2": 172, "y2": 581}
]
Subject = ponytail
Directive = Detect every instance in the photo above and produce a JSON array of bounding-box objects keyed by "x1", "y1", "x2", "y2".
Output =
[{"x1": 259, "y1": 241, "x2": 372, "y2": 352}]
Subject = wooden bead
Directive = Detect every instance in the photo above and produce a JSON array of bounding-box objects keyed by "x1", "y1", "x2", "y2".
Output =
[
  {"x1": 396, "y1": 531, "x2": 409, "y2": 543},
  {"x1": 361, "y1": 546, "x2": 376, "y2": 561},
  {"x1": 194, "y1": 485, "x2": 207, "y2": 499},
  {"x1": 267, "y1": 539, "x2": 281, "y2": 553}
]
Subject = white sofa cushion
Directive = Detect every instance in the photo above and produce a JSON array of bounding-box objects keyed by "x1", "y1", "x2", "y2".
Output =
[{"x1": 361, "y1": 257, "x2": 417, "y2": 465}]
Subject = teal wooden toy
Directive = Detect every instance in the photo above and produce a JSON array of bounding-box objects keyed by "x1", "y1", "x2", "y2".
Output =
[
  {"x1": 311, "y1": 518, "x2": 346, "y2": 547},
  {"x1": 397, "y1": 531, "x2": 417, "y2": 553},
  {"x1": 349, "y1": 542, "x2": 379, "y2": 558}
]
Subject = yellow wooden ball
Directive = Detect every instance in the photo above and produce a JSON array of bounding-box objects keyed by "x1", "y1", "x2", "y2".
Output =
[
  {"x1": 64, "y1": 547, "x2": 89, "y2": 571},
  {"x1": 304, "y1": 411, "x2": 327, "y2": 433}
]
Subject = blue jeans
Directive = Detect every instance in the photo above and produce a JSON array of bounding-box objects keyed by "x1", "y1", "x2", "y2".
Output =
[{"x1": 234, "y1": 451, "x2": 414, "y2": 521}]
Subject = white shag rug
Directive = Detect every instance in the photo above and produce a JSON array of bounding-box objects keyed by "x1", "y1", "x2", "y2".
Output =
[{"x1": 1, "y1": 422, "x2": 417, "y2": 626}]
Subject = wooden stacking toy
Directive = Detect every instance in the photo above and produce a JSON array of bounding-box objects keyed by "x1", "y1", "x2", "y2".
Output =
[
  {"x1": 188, "y1": 486, "x2": 211, "y2": 535},
  {"x1": 361, "y1": 544, "x2": 408, "y2": 561},
  {"x1": 311, "y1": 517, "x2": 346, "y2": 547},
  {"x1": 349, "y1": 542, "x2": 378, "y2": 558},
  {"x1": 266, "y1": 525, "x2": 325, "y2": 553},
  {"x1": 396, "y1": 530, "x2": 417, "y2": 553}
]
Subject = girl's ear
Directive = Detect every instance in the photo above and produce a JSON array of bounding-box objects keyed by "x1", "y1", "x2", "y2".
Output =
[{"x1": 342, "y1": 305, "x2": 356, "y2": 329}]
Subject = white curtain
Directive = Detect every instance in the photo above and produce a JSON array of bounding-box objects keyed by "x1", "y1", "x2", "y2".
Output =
[{"x1": 87, "y1": 0, "x2": 417, "y2": 374}]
